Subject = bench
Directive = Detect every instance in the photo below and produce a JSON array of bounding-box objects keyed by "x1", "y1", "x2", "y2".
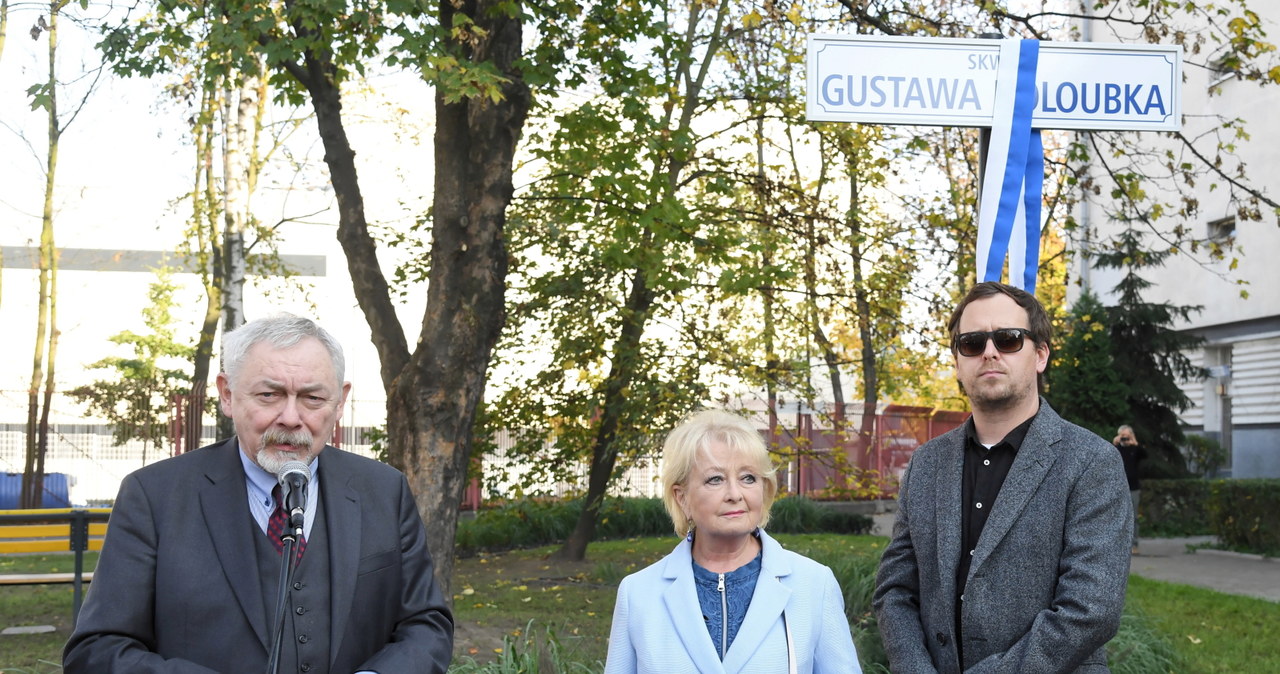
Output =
[{"x1": 0, "y1": 507, "x2": 111, "y2": 624}]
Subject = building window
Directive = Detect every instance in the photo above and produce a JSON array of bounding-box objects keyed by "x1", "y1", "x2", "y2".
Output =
[
  {"x1": 1208, "y1": 217, "x2": 1235, "y2": 243},
  {"x1": 1207, "y1": 46, "x2": 1240, "y2": 90}
]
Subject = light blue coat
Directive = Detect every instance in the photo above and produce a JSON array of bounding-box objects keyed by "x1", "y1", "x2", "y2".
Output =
[{"x1": 604, "y1": 530, "x2": 861, "y2": 674}]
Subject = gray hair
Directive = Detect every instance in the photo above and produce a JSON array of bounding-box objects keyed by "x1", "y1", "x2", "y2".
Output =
[{"x1": 221, "y1": 314, "x2": 345, "y2": 386}]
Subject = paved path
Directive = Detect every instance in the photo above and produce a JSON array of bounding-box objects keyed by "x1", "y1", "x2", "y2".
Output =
[
  {"x1": 872, "y1": 514, "x2": 1280, "y2": 602},
  {"x1": 1129, "y1": 536, "x2": 1280, "y2": 602}
]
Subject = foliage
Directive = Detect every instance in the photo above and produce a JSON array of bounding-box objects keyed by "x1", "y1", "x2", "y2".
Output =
[
  {"x1": 455, "y1": 497, "x2": 871, "y2": 557},
  {"x1": 1046, "y1": 290, "x2": 1129, "y2": 440},
  {"x1": 1143, "y1": 478, "x2": 1280, "y2": 555},
  {"x1": 449, "y1": 621, "x2": 600, "y2": 674},
  {"x1": 67, "y1": 270, "x2": 199, "y2": 454},
  {"x1": 457, "y1": 498, "x2": 668, "y2": 557},
  {"x1": 1090, "y1": 228, "x2": 1206, "y2": 479},
  {"x1": 1106, "y1": 606, "x2": 1184, "y2": 674},
  {"x1": 1184, "y1": 434, "x2": 1228, "y2": 478},
  {"x1": 1140, "y1": 479, "x2": 1213, "y2": 537},
  {"x1": 767, "y1": 497, "x2": 874, "y2": 535},
  {"x1": 494, "y1": 0, "x2": 800, "y2": 559},
  {"x1": 1205, "y1": 479, "x2": 1280, "y2": 556}
]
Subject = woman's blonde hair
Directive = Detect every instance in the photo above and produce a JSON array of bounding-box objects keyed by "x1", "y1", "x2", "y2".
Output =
[{"x1": 660, "y1": 409, "x2": 778, "y2": 536}]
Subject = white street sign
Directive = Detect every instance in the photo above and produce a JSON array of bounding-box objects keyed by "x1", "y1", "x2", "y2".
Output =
[{"x1": 807, "y1": 35, "x2": 1181, "y2": 131}]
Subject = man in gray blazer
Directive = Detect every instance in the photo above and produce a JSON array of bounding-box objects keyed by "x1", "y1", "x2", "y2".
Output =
[
  {"x1": 874, "y1": 282, "x2": 1131, "y2": 673},
  {"x1": 65, "y1": 315, "x2": 453, "y2": 673}
]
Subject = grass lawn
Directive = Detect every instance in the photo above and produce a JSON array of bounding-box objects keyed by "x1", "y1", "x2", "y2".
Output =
[
  {"x1": 1124, "y1": 575, "x2": 1280, "y2": 673},
  {"x1": 4, "y1": 536, "x2": 1279, "y2": 672},
  {"x1": 0, "y1": 551, "x2": 99, "y2": 674}
]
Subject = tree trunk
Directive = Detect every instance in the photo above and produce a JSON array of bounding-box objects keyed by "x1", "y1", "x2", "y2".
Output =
[
  {"x1": 0, "y1": 0, "x2": 9, "y2": 64},
  {"x1": 23, "y1": 1, "x2": 61, "y2": 508},
  {"x1": 848, "y1": 162, "x2": 878, "y2": 471},
  {"x1": 287, "y1": 0, "x2": 528, "y2": 596},
  {"x1": 188, "y1": 81, "x2": 222, "y2": 452},
  {"x1": 555, "y1": 1, "x2": 729, "y2": 560},
  {"x1": 217, "y1": 74, "x2": 254, "y2": 440},
  {"x1": 754, "y1": 110, "x2": 782, "y2": 477},
  {"x1": 555, "y1": 267, "x2": 655, "y2": 561}
]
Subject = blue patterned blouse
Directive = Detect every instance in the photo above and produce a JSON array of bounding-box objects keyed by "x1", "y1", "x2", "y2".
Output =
[{"x1": 692, "y1": 549, "x2": 763, "y2": 659}]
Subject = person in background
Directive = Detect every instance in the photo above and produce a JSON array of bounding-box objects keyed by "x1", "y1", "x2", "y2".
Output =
[
  {"x1": 604, "y1": 409, "x2": 861, "y2": 674},
  {"x1": 1113, "y1": 424, "x2": 1148, "y2": 555},
  {"x1": 874, "y1": 282, "x2": 1132, "y2": 673},
  {"x1": 65, "y1": 314, "x2": 453, "y2": 673}
]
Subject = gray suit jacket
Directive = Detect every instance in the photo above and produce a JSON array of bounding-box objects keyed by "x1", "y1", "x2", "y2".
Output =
[
  {"x1": 873, "y1": 401, "x2": 1131, "y2": 673},
  {"x1": 64, "y1": 438, "x2": 454, "y2": 673}
]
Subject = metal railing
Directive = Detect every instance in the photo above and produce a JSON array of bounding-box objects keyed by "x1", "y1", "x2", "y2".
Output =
[{"x1": 0, "y1": 507, "x2": 112, "y2": 626}]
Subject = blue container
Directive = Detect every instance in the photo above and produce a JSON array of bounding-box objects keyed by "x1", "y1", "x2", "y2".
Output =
[{"x1": 0, "y1": 472, "x2": 73, "y2": 509}]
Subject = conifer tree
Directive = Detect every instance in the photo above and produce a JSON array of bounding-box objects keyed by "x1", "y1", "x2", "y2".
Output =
[
  {"x1": 1047, "y1": 290, "x2": 1128, "y2": 441},
  {"x1": 1091, "y1": 228, "x2": 1206, "y2": 478}
]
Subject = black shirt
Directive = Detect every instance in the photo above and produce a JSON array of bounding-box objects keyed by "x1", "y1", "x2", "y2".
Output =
[{"x1": 956, "y1": 414, "x2": 1035, "y2": 601}]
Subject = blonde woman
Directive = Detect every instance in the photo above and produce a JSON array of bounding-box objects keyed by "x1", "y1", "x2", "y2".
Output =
[{"x1": 604, "y1": 410, "x2": 861, "y2": 674}]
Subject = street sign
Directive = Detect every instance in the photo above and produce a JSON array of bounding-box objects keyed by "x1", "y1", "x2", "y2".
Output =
[{"x1": 807, "y1": 34, "x2": 1181, "y2": 131}]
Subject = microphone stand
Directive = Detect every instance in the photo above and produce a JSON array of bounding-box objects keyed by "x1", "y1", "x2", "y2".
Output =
[{"x1": 266, "y1": 514, "x2": 303, "y2": 674}]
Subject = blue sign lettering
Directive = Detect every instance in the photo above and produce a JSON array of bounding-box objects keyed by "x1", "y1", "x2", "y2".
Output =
[
  {"x1": 820, "y1": 74, "x2": 982, "y2": 110},
  {"x1": 1037, "y1": 81, "x2": 1168, "y2": 117}
]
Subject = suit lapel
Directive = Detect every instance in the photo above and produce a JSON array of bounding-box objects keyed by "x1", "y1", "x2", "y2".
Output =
[
  {"x1": 934, "y1": 432, "x2": 965, "y2": 603},
  {"x1": 721, "y1": 533, "x2": 791, "y2": 674},
  {"x1": 198, "y1": 439, "x2": 270, "y2": 651},
  {"x1": 970, "y1": 405, "x2": 1060, "y2": 574},
  {"x1": 661, "y1": 541, "x2": 725, "y2": 673},
  {"x1": 322, "y1": 449, "x2": 362, "y2": 667}
]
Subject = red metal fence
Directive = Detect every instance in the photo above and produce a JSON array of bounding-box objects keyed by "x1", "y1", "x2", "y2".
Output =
[{"x1": 770, "y1": 404, "x2": 970, "y2": 499}]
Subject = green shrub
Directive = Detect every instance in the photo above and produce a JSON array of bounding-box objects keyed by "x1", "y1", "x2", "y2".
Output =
[
  {"x1": 1107, "y1": 606, "x2": 1182, "y2": 673},
  {"x1": 1140, "y1": 479, "x2": 1212, "y2": 537},
  {"x1": 768, "y1": 497, "x2": 873, "y2": 535},
  {"x1": 448, "y1": 620, "x2": 599, "y2": 673},
  {"x1": 1183, "y1": 434, "x2": 1227, "y2": 478},
  {"x1": 1205, "y1": 479, "x2": 1280, "y2": 556},
  {"x1": 456, "y1": 496, "x2": 871, "y2": 556}
]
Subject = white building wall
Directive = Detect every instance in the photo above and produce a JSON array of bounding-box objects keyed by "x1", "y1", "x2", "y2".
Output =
[{"x1": 1076, "y1": 9, "x2": 1280, "y2": 477}]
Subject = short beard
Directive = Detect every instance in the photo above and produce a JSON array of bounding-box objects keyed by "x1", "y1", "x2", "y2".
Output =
[
  {"x1": 968, "y1": 379, "x2": 1036, "y2": 415},
  {"x1": 255, "y1": 429, "x2": 318, "y2": 475}
]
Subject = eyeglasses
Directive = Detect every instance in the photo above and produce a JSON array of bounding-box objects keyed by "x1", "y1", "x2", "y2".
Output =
[{"x1": 954, "y1": 328, "x2": 1033, "y2": 357}]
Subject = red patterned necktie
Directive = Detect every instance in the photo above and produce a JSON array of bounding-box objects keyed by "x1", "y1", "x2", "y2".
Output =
[{"x1": 268, "y1": 484, "x2": 306, "y2": 562}]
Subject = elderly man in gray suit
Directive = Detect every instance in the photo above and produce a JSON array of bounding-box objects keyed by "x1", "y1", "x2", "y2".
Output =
[
  {"x1": 65, "y1": 314, "x2": 453, "y2": 673},
  {"x1": 874, "y1": 282, "x2": 1132, "y2": 673}
]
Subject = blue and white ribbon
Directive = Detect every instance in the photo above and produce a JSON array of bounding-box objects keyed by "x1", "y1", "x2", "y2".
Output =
[{"x1": 975, "y1": 39, "x2": 1044, "y2": 293}]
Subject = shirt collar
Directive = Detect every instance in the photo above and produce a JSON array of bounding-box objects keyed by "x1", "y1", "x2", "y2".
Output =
[
  {"x1": 964, "y1": 414, "x2": 1035, "y2": 453},
  {"x1": 237, "y1": 441, "x2": 321, "y2": 502}
]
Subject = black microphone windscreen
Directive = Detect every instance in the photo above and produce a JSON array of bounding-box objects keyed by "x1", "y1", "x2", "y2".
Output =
[{"x1": 277, "y1": 461, "x2": 311, "y2": 515}]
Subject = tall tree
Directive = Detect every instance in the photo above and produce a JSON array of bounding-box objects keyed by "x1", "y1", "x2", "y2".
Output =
[
  {"x1": 1045, "y1": 289, "x2": 1128, "y2": 440},
  {"x1": 70, "y1": 269, "x2": 197, "y2": 462},
  {"x1": 21, "y1": 0, "x2": 67, "y2": 508},
  {"x1": 102, "y1": 0, "x2": 537, "y2": 595},
  {"x1": 496, "y1": 0, "x2": 784, "y2": 560},
  {"x1": 1092, "y1": 228, "x2": 1206, "y2": 478}
]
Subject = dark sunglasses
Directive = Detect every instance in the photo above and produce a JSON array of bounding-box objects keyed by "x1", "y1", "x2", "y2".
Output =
[{"x1": 954, "y1": 328, "x2": 1033, "y2": 357}]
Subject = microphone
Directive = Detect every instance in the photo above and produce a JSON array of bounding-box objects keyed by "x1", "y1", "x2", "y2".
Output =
[{"x1": 276, "y1": 461, "x2": 311, "y2": 532}]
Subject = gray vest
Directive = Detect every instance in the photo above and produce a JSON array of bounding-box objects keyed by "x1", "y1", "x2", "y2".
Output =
[{"x1": 254, "y1": 503, "x2": 333, "y2": 674}]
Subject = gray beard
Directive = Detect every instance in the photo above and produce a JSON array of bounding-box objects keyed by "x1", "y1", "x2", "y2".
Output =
[{"x1": 254, "y1": 429, "x2": 316, "y2": 475}]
